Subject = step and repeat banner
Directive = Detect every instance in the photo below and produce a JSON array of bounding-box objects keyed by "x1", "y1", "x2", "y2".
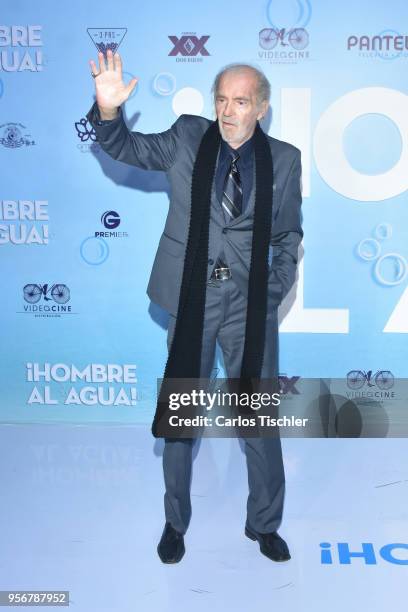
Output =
[{"x1": 1, "y1": 0, "x2": 407, "y2": 425}]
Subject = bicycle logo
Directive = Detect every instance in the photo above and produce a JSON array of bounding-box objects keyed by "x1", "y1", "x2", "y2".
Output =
[
  {"x1": 346, "y1": 370, "x2": 394, "y2": 390},
  {"x1": 259, "y1": 27, "x2": 309, "y2": 50},
  {"x1": 23, "y1": 283, "x2": 70, "y2": 304}
]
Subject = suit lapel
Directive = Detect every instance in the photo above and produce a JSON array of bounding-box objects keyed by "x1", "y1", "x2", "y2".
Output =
[{"x1": 210, "y1": 146, "x2": 225, "y2": 223}]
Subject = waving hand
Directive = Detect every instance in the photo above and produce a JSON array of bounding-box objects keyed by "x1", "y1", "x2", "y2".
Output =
[{"x1": 89, "y1": 50, "x2": 138, "y2": 119}]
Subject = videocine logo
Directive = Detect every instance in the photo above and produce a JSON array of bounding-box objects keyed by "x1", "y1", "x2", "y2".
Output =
[
  {"x1": 320, "y1": 542, "x2": 408, "y2": 565},
  {"x1": 346, "y1": 369, "x2": 394, "y2": 390},
  {"x1": 258, "y1": 0, "x2": 311, "y2": 65},
  {"x1": 345, "y1": 369, "x2": 396, "y2": 400},
  {"x1": 95, "y1": 210, "x2": 128, "y2": 238},
  {"x1": 258, "y1": 27, "x2": 309, "y2": 51},
  {"x1": 21, "y1": 283, "x2": 72, "y2": 317}
]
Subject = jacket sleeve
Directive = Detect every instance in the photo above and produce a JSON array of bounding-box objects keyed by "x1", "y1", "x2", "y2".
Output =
[
  {"x1": 268, "y1": 149, "x2": 303, "y2": 306},
  {"x1": 86, "y1": 101, "x2": 184, "y2": 171}
]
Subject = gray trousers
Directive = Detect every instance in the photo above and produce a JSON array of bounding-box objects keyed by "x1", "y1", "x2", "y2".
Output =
[{"x1": 163, "y1": 278, "x2": 285, "y2": 535}]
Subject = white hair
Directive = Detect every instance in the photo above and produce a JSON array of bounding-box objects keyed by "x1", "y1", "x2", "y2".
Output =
[{"x1": 211, "y1": 63, "x2": 271, "y2": 105}]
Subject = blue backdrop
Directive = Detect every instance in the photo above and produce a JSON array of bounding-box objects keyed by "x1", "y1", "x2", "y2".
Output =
[{"x1": 1, "y1": 0, "x2": 407, "y2": 424}]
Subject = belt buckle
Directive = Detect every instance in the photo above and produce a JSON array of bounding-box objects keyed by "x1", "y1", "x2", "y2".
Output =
[{"x1": 214, "y1": 266, "x2": 231, "y2": 281}]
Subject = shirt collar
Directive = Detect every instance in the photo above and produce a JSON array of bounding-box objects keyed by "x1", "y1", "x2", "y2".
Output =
[{"x1": 220, "y1": 133, "x2": 254, "y2": 168}]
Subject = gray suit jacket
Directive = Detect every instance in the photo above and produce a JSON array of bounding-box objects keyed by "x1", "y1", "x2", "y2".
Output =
[{"x1": 87, "y1": 103, "x2": 303, "y2": 316}]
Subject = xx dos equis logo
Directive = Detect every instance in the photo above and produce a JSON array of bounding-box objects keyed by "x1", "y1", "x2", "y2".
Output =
[{"x1": 168, "y1": 33, "x2": 210, "y2": 62}]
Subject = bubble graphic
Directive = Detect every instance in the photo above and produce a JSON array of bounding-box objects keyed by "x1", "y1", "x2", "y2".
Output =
[
  {"x1": 357, "y1": 238, "x2": 381, "y2": 261},
  {"x1": 375, "y1": 223, "x2": 392, "y2": 240},
  {"x1": 266, "y1": 0, "x2": 312, "y2": 30},
  {"x1": 374, "y1": 253, "x2": 408, "y2": 286},
  {"x1": 80, "y1": 236, "x2": 110, "y2": 265},
  {"x1": 153, "y1": 72, "x2": 176, "y2": 96},
  {"x1": 172, "y1": 87, "x2": 204, "y2": 117}
]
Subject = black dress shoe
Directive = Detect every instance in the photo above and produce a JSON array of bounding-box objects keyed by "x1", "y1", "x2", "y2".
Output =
[
  {"x1": 245, "y1": 524, "x2": 291, "y2": 561},
  {"x1": 157, "y1": 522, "x2": 185, "y2": 564}
]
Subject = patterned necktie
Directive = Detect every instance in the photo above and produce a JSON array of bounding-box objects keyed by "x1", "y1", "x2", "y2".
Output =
[{"x1": 222, "y1": 153, "x2": 243, "y2": 219}]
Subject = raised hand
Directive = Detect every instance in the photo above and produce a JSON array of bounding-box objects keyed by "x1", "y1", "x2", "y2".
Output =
[{"x1": 89, "y1": 50, "x2": 138, "y2": 119}]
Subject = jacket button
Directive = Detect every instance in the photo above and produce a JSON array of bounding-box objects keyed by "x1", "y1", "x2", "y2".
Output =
[
  {"x1": 222, "y1": 227, "x2": 228, "y2": 234},
  {"x1": 208, "y1": 258, "x2": 214, "y2": 265}
]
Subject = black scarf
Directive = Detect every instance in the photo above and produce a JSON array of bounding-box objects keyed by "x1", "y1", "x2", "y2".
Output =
[{"x1": 152, "y1": 119, "x2": 274, "y2": 437}]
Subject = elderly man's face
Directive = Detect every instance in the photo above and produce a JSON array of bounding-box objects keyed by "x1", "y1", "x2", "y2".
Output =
[{"x1": 215, "y1": 70, "x2": 268, "y2": 149}]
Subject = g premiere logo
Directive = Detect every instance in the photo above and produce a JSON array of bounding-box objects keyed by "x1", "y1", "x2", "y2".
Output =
[
  {"x1": 95, "y1": 210, "x2": 128, "y2": 239},
  {"x1": 101, "y1": 210, "x2": 120, "y2": 229}
]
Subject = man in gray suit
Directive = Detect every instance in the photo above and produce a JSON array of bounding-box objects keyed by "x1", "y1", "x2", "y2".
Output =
[{"x1": 87, "y1": 49, "x2": 303, "y2": 564}]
